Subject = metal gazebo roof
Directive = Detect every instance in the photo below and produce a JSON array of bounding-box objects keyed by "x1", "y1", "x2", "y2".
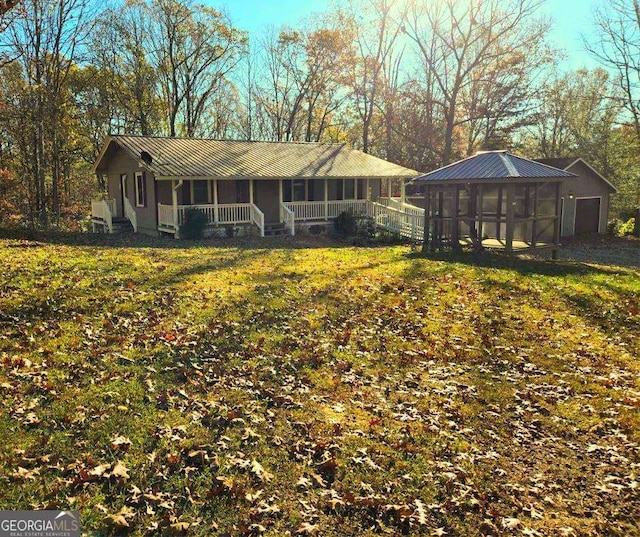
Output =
[{"x1": 412, "y1": 151, "x2": 576, "y2": 184}]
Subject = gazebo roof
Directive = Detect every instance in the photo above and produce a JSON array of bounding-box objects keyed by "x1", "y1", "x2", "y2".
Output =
[{"x1": 412, "y1": 151, "x2": 575, "y2": 184}]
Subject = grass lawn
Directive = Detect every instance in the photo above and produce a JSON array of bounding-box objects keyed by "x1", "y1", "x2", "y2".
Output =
[{"x1": 0, "y1": 233, "x2": 638, "y2": 536}]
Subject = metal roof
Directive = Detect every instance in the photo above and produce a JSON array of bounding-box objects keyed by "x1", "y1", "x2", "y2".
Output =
[
  {"x1": 412, "y1": 151, "x2": 575, "y2": 183},
  {"x1": 534, "y1": 157, "x2": 617, "y2": 192},
  {"x1": 95, "y1": 135, "x2": 418, "y2": 179}
]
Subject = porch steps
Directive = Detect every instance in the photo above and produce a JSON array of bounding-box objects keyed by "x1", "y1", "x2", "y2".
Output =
[
  {"x1": 92, "y1": 217, "x2": 134, "y2": 234},
  {"x1": 111, "y1": 218, "x2": 134, "y2": 234},
  {"x1": 263, "y1": 223, "x2": 291, "y2": 237}
]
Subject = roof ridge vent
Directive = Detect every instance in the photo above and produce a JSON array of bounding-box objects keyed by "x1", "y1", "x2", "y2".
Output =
[{"x1": 498, "y1": 152, "x2": 520, "y2": 177}]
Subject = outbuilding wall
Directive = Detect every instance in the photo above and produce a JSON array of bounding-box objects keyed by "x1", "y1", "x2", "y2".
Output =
[{"x1": 560, "y1": 160, "x2": 612, "y2": 237}]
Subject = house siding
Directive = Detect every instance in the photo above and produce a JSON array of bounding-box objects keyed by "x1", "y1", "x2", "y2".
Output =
[
  {"x1": 560, "y1": 161, "x2": 611, "y2": 237},
  {"x1": 105, "y1": 149, "x2": 158, "y2": 236}
]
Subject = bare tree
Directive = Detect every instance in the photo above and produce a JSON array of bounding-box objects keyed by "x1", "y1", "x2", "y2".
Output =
[
  {"x1": 404, "y1": 0, "x2": 548, "y2": 165},
  {"x1": 343, "y1": 0, "x2": 403, "y2": 154},
  {"x1": 151, "y1": 0, "x2": 246, "y2": 137},
  {"x1": 587, "y1": 0, "x2": 640, "y2": 141}
]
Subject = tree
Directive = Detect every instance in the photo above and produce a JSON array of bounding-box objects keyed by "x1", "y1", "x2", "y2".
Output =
[
  {"x1": 523, "y1": 69, "x2": 622, "y2": 175},
  {"x1": 588, "y1": 0, "x2": 640, "y2": 142},
  {"x1": 151, "y1": 0, "x2": 246, "y2": 137},
  {"x1": 1, "y1": 0, "x2": 94, "y2": 226},
  {"x1": 341, "y1": 0, "x2": 403, "y2": 154},
  {"x1": 403, "y1": 0, "x2": 550, "y2": 165}
]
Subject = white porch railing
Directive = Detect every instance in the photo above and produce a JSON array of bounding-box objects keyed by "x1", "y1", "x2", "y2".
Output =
[
  {"x1": 157, "y1": 203, "x2": 263, "y2": 234},
  {"x1": 250, "y1": 204, "x2": 265, "y2": 237},
  {"x1": 280, "y1": 203, "x2": 295, "y2": 236},
  {"x1": 123, "y1": 197, "x2": 137, "y2": 232},
  {"x1": 378, "y1": 197, "x2": 425, "y2": 217},
  {"x1": 158, "y1": 203, "x2": 175, "y2": 229},
  {"x1": 368, "y1": 201, "x2": 424, "y2": 241},
  {"x1": 283, "y1": 199, "x2": 368, "y2": 220},
  {"x1": 91, "y1": 198, "x2": 115, "y2": 233}
]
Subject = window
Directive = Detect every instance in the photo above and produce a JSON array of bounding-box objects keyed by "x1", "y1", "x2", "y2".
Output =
[
  {"x1": 135, "y1": 172, "x2": 145, "y2": 207},
  {"x1": 344, "y1": 179, "x2": 355, "y2": 199},
  {"x1": 193, "y1": 180, "x2": 209, "y2": 204},
  {"x1": 293, "y1": 180, "x2": 306, "y2": 201},
  {"x1": 236, "y1": 180, "x2": 249, "y2": 203}
]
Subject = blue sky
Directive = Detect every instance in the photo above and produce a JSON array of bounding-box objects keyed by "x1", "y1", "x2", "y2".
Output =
[{"x1": 219, "y1": 0, "x2": 599, "y2": 71}]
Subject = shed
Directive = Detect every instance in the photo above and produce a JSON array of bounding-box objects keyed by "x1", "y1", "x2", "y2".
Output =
[
  {"x1": 534, "y1": 158, "x2": 617, "y2": 237},
  {"x1": 411, "y1": 151, "x2": 575, "y2": 255}
]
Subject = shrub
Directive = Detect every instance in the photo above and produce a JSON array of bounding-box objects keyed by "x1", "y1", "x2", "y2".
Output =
[
  {"x1": 619, "y1": 217, "x2": 636, "y2": 236},
  {"x1": 334, "y1": 210, "x2": 357, "y2": 236},
  {"x1": 180, "y1": 208, "x2": 208, "y2": 239},
  {"x1": 334, "y1": 210, "x2": 375, "y2": 239},
  {"x1": 607, "y1": 217, "x2": 637, "y2": 237}
]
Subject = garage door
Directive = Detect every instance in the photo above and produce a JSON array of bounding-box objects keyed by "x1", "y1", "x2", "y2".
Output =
[{"x1": 574, "y1": 198, "x2": 600, "y2": 235}]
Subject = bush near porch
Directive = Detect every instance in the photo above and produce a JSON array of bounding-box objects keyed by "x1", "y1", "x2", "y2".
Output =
[{"x1": 0, "y1": 234, "x2": 638, "y2": 536}]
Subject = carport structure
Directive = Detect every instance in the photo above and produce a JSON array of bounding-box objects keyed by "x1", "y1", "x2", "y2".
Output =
[{"x1": 412, "y1": 151, "x2": 576, "y2": 255}]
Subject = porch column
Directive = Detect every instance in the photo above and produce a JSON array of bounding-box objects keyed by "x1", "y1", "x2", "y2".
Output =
[
  {"x1": 452, "y1": 185, "x2": 461, "y2": 252},
  {"x1": 387, "y1": 178, "x2": 392, "y2": 198},
  {"x1": 401, "y1": 179, "x2": 406, "y2": 205},
  {"x1": 249, "y1": 179, "x2": 254, "y2": 204},
  {"x1": 354, "y1": 178, "x2": 358, "y2": 200},
  {"x1": 279, "y1": 179, "x2": 283, "y2": 204},
  {"x1": 324, "y1": 178, "x2": 328, "y2": 220},
  {"x1": 366, "y1": 178, "x2": 371, "y2": 200},
  {"x1": 213, "y1": 179, "x2": 219, "y2": 225},
  {"x1": 172, "y1": 180, "x2": 178, "y2": 229}
]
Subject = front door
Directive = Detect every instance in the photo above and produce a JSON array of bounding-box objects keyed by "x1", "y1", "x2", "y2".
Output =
[
  {"x1": 120, "y1": 174, "x2": 128, "y2": 217},
  {"x1": 254, "y1": 181, "x2": 280, "y2": 223}
]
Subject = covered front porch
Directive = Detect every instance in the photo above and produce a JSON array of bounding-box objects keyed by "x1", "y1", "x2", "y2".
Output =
[{"x1": 155, "y1": 177, "x2": 394, "y2": 237}]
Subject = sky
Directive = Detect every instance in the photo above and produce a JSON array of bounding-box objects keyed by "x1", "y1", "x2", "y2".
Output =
[{"x1": 218, "y1": 0, "x2": 601, "y2": 71}]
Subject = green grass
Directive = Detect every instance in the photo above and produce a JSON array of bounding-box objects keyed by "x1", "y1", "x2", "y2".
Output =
[{"x1": 0, "y1": 233, "x2": 638, "y2": 536}]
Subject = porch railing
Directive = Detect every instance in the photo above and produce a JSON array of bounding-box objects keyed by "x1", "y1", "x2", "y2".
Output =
[
  {"x1": 157, "y1": 203, "x2": 262, "y2": 233},
  {"x1": 91, "y1": 198, "x2": 115, "y2": 233},
  {"x1": 368, "y1": 201, "x2": 424, "y2": 241},
  {"x1": 280, "y1": 203, "x2": 295, "y2": 236},
  {"x1": 250, "y1": 204, "x2": 265, "y2": 237},
  {"x1": 123, "y1": 197, "x2": 137, "y2": 232},
  {"x1": 283, "y1": 199, "x2": 368, "y2": 220}
]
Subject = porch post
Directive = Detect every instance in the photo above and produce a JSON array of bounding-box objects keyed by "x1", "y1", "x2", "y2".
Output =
[
  {"x1": 387, "y1": 178, "x2": 392, "y2": 198},
  {"x1": 354, "y1": 178, "x2": 358, "y2": 200},
  {"x1": 401, "y1": 179, "x2": 406, "y2": 205},
  {"x1": 213, "y1": 179, "x2": 219, "y2": 225},
  {"x1": 172, "y1": 180, "x2": 178, "y2": 229},
  {"x1": 279, "y1": 179, "x2": 283, "y2": 203},
  {"x1": 366, "y1": 178, "x2": 371, "y2": 200},
  {"x1": 249, "y1": 179, "x2": 254, "y2": 204},
  {"x1": 324, "y1": 178, "x2": 328, "y2": 219}
]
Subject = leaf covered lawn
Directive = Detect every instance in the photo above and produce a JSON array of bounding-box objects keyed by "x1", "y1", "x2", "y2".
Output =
[{"x1": 0, "y1": 234, "x2": 638, "y2": 536}]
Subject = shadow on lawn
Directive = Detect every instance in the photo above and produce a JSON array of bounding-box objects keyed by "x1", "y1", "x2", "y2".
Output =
[
  {"x1": 403, "y1": 248, "x2": 632, "y2": 279},
  {"x1": 0, "y1": 229, "x2": 351, "y2": 250}
]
